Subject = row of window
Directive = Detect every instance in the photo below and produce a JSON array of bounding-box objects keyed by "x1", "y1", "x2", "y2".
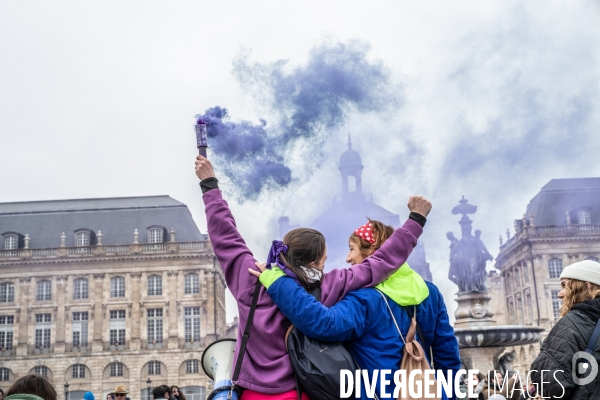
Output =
[
  {"x1": 0, "y1": 273, "x2": 201, "y2": 303},
  {"x1": 0, "y1": 307, "x2": 202, "y2": 350},
  {"x1": 0, "y1": 360, "x2": 201, "y2": 382},
  {"x1": 505, "y1": 256, "x2": 600, "y2": 295},
  {"x1": 2, "y1": 227, "x2": 169, "y2": 250},
  {"x1": 507, "y1": 289, "x2": 564, "y2": 325}
]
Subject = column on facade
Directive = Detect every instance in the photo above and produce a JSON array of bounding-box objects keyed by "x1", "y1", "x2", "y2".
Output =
[
  {"x1": 167, "y1": 270, "x2": 179, "y2": 349},
  {"x1": 131, "y1": 273, "x2": 141, "y2": 350},
  {"x1": 17, "y1": 277, "x2": 31, "y2": 356},
  {"x1": 92, "y1": 274, "x2": 105, "y2": 351},
  {"x1": 55, "y1": 275, "x2": 68, "y2": 352}
]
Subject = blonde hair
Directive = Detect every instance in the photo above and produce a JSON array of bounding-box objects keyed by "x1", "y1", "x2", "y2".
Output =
[
  {"x1": 349, "y1": 218, "x2": 395, "y2": 259},
  {"x1": 559, "y1": 278, "x2": 600, "y2": 316}
]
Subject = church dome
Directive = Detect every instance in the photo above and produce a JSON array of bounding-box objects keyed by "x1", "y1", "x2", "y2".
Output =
[{"x1": 339, "y1": 148, "x2": 363, "y2": 169}]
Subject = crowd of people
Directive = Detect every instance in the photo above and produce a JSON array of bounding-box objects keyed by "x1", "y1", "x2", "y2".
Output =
[{"x1": 0, "y1": 379, "x2": 187, "y2": 400}]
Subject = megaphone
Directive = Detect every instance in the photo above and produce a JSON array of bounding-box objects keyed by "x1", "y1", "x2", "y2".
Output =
[{"x1": 202, "y1": 339, "x2": 239, "y2": 400}]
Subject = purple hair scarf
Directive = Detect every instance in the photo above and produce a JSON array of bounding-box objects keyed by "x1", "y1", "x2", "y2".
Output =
[{"x1": 266, "y1": 240, "x2": 298, "y2": 280}]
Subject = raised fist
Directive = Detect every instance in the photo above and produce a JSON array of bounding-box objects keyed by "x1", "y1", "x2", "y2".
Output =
[{"x1": 407, "y1": 195, "x2": 432, "y2": 218}]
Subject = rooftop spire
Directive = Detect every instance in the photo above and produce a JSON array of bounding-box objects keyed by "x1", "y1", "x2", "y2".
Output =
[{"x1": 348, "y1": 131, "x2": 352, "y2": 150}]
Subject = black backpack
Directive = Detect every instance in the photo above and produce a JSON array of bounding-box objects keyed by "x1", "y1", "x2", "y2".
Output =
[{"x1": 285, "y1": 286, "x2": 358, "y2": 400}]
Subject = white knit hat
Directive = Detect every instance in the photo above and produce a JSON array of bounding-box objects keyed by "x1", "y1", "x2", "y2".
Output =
[{"x1": 560, "y1": 260, "x2": 600, "y2": 286}]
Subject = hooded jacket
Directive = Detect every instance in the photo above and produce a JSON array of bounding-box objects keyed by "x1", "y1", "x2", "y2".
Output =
[
  {"x1": 203, "y1": 189, "x2": 424, "y2": 394},
  {"x1": 530, "y1": 298, "x2": 600, "y2": 399},
  {"x1": 262, "y1": 271, "x2": 461, "y2": 400}
]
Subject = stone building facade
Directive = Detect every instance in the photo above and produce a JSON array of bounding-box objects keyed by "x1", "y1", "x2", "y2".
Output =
[
  {"x1": 0, "y1": 196, "x2": 226, "y2": 400},
  {"x1": 494, "y1": 178, "x2": 600, "y2": 373}
]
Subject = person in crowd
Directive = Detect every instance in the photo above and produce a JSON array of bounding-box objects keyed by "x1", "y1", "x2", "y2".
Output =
[
  {"x1": 252, "y1": 218, "x2": 461, "y2": 399},
  {"x1": 170, "y1": 386, "x2": 185, "y2": 400},
  {"x1": 83, "y1": 392, "x2": 94, "y2": 400},
  {"x1": 106, "y1": 395, "x2": 113, "y2": 400},
  {"x1": 110, "y1": 385, "x2": 128, "y2": 400},
  {"x1": 4, "y1": 375, "x2": 57, "y2": 400},
  {"x1": 477, "y1": 371, "x2": 522, "y2": 400},
  {"x1": 152, "y1": 386, "x2": 170, "y2": 400},
  {"x1": 517, "y1": 382, "x2": 537, "y2": 400},
  {"x1": 0, "y1": 388, "x2": 4, "y2": 400},
  {"x1": 530, "y1": 259, "x2": 600, "y2": 399},
  {"x1": 194, "y1": 155, "x2": 431, "y2": 400}
]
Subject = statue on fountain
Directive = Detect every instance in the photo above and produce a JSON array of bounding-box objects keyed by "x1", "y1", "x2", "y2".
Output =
[{"x1": 447, "y1": 196, "x2": 493, "y2": 293}]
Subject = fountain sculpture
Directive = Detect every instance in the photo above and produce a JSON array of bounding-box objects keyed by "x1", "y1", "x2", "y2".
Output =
[{"x1": 448, "y1": 197, "x2": 544, "y2": 373}]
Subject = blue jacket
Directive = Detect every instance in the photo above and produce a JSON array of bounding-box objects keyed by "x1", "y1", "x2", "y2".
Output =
[{"x1": 267, "y1": 278, "x2": 461, "y2": 400}]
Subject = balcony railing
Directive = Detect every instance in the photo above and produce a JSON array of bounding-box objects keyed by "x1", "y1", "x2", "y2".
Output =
[
  {"x1": 179, "y1": 337, "x2": 207, "y2": 348},
  {"x1": 142, "y1": 339, "x2": 164, "y2": 349},
  {"x1": 67, "y1": 342, "x2": 90, "y2": 353},
  {"x1": 30, "y1": 345, "x2": 54, "y2": 355},
  {"x1": 0, "y1": 348, "x2": 13, "y2": 357},
  {"x1": 500, "y1": 224, "x2": 600, "y2": 252},
  {"x1": 0, "y1": 241, "x2": 209, "y2": 261},
  {"x1": 104, "y1": 341, "x2": 127, "y2": 351},
  {"x1": 142, "y1": 243, "x2": 167, "y2": 252}
]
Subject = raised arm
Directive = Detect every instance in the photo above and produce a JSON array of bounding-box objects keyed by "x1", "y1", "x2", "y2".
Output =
[
  {"x1": 196, "y1": 156, "x2": 257, "y2": 299},
  {"x1": 321, "y1": 196, "x2": 431, "y2": 306},
  {"x1": 265, "y1": 274, "x2": 370, "y2": 342}
]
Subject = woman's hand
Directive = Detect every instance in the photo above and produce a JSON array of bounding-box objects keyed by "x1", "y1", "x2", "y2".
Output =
[
  {"x1": 248, "y1": 262, "x2": 267, "y2": 278},
  {"x1": 195, "y1": 155, "x2": 216, "y2": 180}
]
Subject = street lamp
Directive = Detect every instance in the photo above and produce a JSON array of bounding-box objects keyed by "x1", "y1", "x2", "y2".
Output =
[
  {"x1": 146, "y1": 378, "x2": 152, "y2": 400},
  {"x1": 64, "y1": 382, "x2": 70, "y2": 400}
]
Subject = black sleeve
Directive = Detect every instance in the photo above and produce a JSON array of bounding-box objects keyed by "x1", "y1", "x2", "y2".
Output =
[
  {"x1": 199, "y1": 177, "x2": 219, "y2": 194},
  {"x1": 409, "y1": 212, "x2": 427, "y2": 227}
]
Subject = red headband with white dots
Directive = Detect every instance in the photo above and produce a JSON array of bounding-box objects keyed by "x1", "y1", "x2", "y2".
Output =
[{"x1": 354, "y1": 222, "x2": 375, "y2": 243}]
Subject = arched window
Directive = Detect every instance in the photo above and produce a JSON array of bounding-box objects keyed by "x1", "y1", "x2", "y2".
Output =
[
  {"x1": 578, "y1": 210, "x2": 591, "y2": 225},
  {"x1": 34, "y1": 366, "x2": 49, "y2": 376},
  {"x1": 347, "y1": 176, "x2": 356, "y2": 192},
  {"x1": 184, "y1": 273, "x2": 199, "y2": 295},
  {"x1": 529, "y1": 345, "x2": 535, "y2": 360},
  {"x1": 110, "y1": 277, "x2": 125, "y2": 298},
  {"x1": 148, "y1": 228, "x2": 163, "y2": 243},
  {"x1": 110, "y1": 362, "x2": 124, "y2": 377},
  {"x1": 185, "y1": 359, "x2": 199, "y2": 374},
  {"x1": 73, "y1": 278, "x2": 89, "y2": 300},
  {"x1": 148, "y1": 361, "x2": 161, "y2": 375},
  {"x1": 76, "y1": 231, "x2": 90, "y2": 247},
  {"x1": 0, "y1": 367, "x2": 10, "y2": 381},
  {"x1": 37, "y1": 280, "x2": 52, "y2": 301},
  {"x1": 0, "y1": 282, "x2": 15, "y2": 303},
  {"x1": 72, "y1": 364, "x2": 86, "y2": 379},
  {"x1": 548, "y1": 258, "x2": 563, "y2": 279},
  {"x1": 3, "y1": 235, "x2": 17, "y2": 250},
  {"x1": 147, "y1": 275, "x2": 162, "y2": 296}
]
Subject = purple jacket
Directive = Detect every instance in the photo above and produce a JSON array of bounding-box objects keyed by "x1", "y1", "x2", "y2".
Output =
[{"x1": 204, "y1": 189, "x2": 423, "y2": 394}]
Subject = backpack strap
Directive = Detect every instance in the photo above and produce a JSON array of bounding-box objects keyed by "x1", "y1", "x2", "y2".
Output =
[
  {"x1": 585, "y1": 318, "x2": 600, "y2": 355},
  {"x1": 376, "y1": 289, "x2": 435, "y2": 369},
  {"x1": 375, "y1": 289, "x2": 406, "y2": 344},
  {"x1": 291, "y1": 285, "x2": 321, "y2": 400},
  {"x1": 407, "y1": 306, "x2": 435, "y2": 369},
  {"x1": 232, "y1": 283, "x2": 261, "y2": 383}
]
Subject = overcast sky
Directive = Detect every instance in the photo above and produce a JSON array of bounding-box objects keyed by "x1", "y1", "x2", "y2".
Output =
[{"x1": 2, "y1": 1, "x2": 600, "y2": 322}]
